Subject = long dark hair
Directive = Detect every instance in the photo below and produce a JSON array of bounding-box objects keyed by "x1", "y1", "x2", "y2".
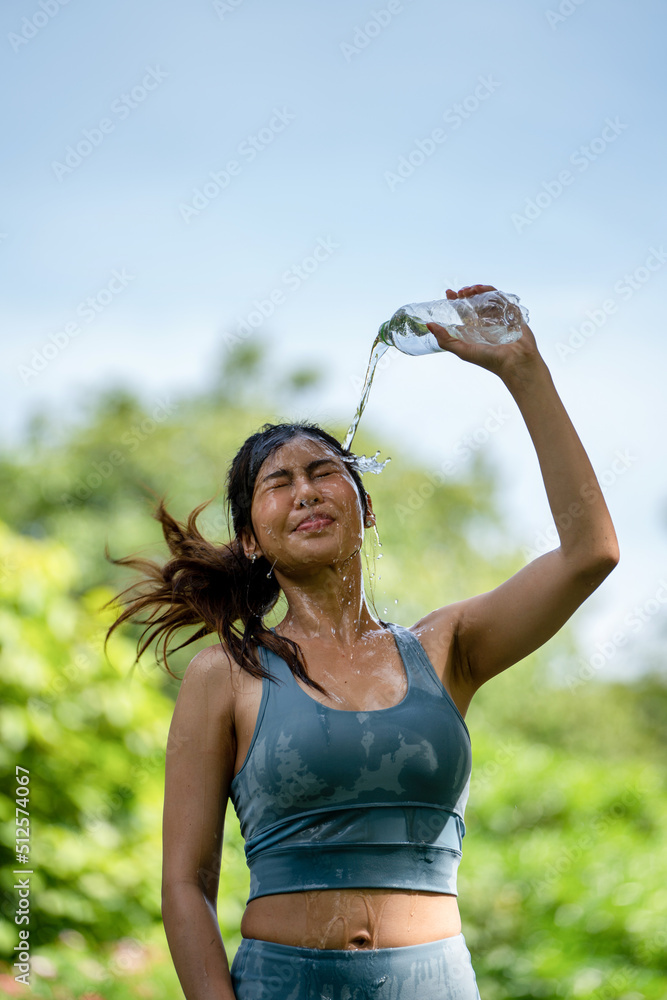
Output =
[{"x1": 104, "y1": 422, "x2": 372, "y2": 695}]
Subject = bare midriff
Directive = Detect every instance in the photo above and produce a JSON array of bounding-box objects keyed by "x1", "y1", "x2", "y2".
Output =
[{"x1": 240, "y1": 889, "x2": 462, "y2": 950}]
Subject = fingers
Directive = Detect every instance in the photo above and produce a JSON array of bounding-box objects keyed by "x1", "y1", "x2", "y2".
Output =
[
  {"x1": 460, "y1": 284, "x2": 497, "y2": 295},
  {"x1": 445, "y1": 284, "x2": 497, "y2": 298},
  {"x1": 425, "y1": 321, "x2": 459, "y2": 348}
]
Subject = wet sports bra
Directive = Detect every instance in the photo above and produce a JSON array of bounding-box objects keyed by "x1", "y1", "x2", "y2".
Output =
[{"x1": 229, "y1": 622, "x2": 472, "y2": 903}]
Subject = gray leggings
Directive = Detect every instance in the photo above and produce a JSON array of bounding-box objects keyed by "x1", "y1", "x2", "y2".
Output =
[{"x1": 230, "y1": 932, "x2": 482, "y2": 1000}]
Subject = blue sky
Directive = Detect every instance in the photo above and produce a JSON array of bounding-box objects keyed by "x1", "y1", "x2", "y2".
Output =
[{"x1": 2, "y1": 0, "x2": 666, "y2": 680}]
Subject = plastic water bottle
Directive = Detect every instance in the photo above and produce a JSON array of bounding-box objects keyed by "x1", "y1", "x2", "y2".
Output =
[{"x1": 378, "y1": 290, "x2": 530, "y2": 356}]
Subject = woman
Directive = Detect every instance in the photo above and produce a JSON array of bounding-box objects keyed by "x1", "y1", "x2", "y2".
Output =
[{"x1": 107, "y1": 284, "x2": 619, "y2": 999}]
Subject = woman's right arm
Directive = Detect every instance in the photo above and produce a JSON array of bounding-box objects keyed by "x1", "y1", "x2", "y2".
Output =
[{"x1": 161, "y1": 643, "x2": 239, "y2": 1000}]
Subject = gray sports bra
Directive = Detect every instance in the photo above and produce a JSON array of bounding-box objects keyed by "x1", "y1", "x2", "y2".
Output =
[{"x1": 229, "y1": 622, "x2": 472, "y2": 903}]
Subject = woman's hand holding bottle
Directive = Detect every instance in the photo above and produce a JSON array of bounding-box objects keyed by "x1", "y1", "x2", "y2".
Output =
[{"x1": 426, "y1": 283, "x2": 542, "y2": 384}]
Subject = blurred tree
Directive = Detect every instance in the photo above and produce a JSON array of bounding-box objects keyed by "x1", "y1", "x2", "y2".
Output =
[{"x1": 1, "y1": 343, "x2": 665, "y2": 998}]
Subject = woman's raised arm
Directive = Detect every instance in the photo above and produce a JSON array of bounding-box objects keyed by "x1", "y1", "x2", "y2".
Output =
[
  {"x1": 419, "y1": 285, "x2": 619, "y2": 695},
  {"x1": 162, "y1": 644, "x2": 239, "y2": 1000}
]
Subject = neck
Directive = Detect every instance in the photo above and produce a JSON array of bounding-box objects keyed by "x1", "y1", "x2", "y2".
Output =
[{"x1": 275, "y1": 556, "x2": 379, "y2": 645}]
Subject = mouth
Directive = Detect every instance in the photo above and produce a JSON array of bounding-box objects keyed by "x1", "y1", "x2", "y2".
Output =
[{"x1": 294, "y1": 515, "x2": 335, "y2": 532}]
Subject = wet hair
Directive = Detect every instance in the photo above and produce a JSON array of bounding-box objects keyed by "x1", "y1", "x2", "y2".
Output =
[{"x1": 104, "y1": 422, "x2": 372, "y2": 693}]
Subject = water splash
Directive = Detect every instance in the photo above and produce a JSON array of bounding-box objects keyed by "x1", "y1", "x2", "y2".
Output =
[{"x1": 341, "y1": 451, "x2": 390, "y2": 475}]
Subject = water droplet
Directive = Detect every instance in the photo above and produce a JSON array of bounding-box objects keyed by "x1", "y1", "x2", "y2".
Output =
[
  {"x1": 377, "y1": 553, "x2": 383, "y2": 559},
  {"x1": 394, "y1": 599, "x2": 398, "y2": 604}
]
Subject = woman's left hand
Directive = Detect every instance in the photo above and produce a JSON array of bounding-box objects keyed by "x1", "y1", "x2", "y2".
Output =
[{"x1": 426, "y1": 284, "x2": 542, "y2": 383}]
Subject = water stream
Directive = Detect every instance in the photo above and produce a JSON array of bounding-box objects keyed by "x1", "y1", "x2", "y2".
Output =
[{"x1": 340, "y1": 335, "x2": 391, "y2": 474}]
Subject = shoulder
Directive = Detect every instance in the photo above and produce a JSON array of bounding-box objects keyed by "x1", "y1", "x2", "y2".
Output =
[
  {"x1": 173, "y1": 642, "x2": 244, "y2": 727},
  {"x1": 182, "y1": 641, "x2": 237, "y2": 680},
  {"x1": 165, "y1": 642, "x2": 246, "y2": 776},
  {"x1": 178, "y1": 638, "x2": 270, "y2": 720}
]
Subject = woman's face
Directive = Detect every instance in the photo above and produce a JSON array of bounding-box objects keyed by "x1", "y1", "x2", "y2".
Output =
[{"x1": 242, "y1": 435, "x2": 372, "y2": 575}]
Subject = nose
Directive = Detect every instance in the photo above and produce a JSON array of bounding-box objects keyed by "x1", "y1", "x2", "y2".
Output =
[{"x1": 294, "y1": 476, "x2": 321, "y2": 509}]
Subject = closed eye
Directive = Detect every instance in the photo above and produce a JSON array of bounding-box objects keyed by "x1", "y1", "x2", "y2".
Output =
[
  {"x1": 270, "y1": 473, "x2": 330, "y2": 488},
  {"x1": 268, "y1": 469, "x2": 340, "y2": 490}
]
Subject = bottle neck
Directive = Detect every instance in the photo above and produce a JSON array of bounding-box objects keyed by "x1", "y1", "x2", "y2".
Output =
[{"x1": 378, "y1": 321, "x2": 391, "y2": 345}]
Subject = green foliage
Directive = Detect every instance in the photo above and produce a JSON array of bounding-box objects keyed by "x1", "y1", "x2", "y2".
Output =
[
  {"x1": 1, "y1": 348, "x2": 666, "y2": 998},
  {"x1": 0, "y1": 523, "x2": 175, "y2": 957}
]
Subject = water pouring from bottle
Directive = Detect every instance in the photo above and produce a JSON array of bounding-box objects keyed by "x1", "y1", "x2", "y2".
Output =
[{"x1": 342, "y1": 288, "x2": 529, "y2": 457}]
